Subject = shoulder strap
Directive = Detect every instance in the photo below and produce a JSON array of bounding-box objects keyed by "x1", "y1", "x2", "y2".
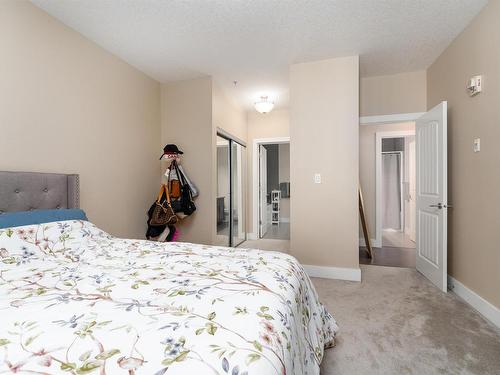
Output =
[
  {"x1": 164, "y1": 183, "x2": 172, "y2": 205},
  {"x1": 156, "y1": 185, "x2": 166, "y2": 203},
  {"x1": 174, "y1": 160, "x2": 188, "y2": 187}
]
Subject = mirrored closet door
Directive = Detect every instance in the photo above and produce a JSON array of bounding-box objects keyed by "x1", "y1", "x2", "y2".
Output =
[{"x1": 216, "y1": 132, "x2": 246, "y2": 247}]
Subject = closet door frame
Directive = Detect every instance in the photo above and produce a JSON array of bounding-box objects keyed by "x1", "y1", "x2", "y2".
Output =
[{"x1": 216, "y1": 129, "x2": 246, "y2": 247}]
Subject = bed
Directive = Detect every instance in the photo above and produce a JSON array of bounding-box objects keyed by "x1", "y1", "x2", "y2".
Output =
[{"x1": 0, "y1": 171, "x2": 337, "y2": 374}]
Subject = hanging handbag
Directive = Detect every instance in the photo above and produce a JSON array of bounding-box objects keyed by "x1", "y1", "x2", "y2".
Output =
[
  {"x1": 178, "y1": 164, "x2": 199, "y2": 198},
  {"x1": 171, "y1": 161, "x2": 196, "y2": 216},
  {"x1": 170, "y1": 179, "x2": 182, "y2": 199},
  {"x1": 177, "y1": 162, "x2": 196, "y2": 215},
  {"x1": 150, "y1": 185, "x2": 178, "y2": 226},
  {"x1": 146, "y1": 202, "x2": 166, "y2": 239},
  {"x1": 167, "y1": 164, "x2": 182, "y2": 199}
]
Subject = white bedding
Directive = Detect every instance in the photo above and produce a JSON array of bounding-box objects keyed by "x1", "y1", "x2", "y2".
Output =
[{"x1": 0, "y1": 220, "x2": 337, "y2": 374}]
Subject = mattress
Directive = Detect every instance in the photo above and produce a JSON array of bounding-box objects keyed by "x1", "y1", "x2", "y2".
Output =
[{"x1": 0, "y1": 220, "x2": 337, "y2": 374}]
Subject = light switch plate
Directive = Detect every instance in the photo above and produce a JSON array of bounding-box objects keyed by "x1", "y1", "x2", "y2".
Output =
[
  {"x1": 314, "y1": 173, "x2": 321, "y2": 184},
  {"x1": 473, "y1": 138, "x2": 480, "y2": 153}
]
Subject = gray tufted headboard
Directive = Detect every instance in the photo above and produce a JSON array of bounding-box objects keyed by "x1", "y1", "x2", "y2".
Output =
[{"x1": 0, "y1": 171, "x2": 80, "y2": 214}]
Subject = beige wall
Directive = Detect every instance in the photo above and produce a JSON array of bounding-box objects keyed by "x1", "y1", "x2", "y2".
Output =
[
  {"x1": 213, "y1": 83, "x2": 247, "y2": 142},
  {"x1": 359, "y1": 122, "x2": 415, "y2": 239},
  {"x1": 427, "y1": 0, "x2": 500, "y2": 308},
  {"x1": 0, "y1": 0, "x2": 161, "y2": 239},
  {"x1": 290, "y1": 56, "x2": 359, "y2": 269},
  {"x1": 279, "y1": 143, "x2": 290, "y2": 183},
  {"x1": 361, "y1": 71, "x2": 427, "y2": 116},
  {"x1": 161, "y1": 77, "x2": 215, "y2": 245},
  {"x1": 279, "y1": 143, "x2": 290, "y2": 221},
  {"x1": 162, "y1": 79, "x2": 249, "y2": 246},
  {"x1": 247, "y1": 110, "x2": 290, "y2": 235}
]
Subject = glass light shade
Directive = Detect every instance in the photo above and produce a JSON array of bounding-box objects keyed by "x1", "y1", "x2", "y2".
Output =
[{"x1": 254, "y1": 96, "x2": 274, "y2": 114}]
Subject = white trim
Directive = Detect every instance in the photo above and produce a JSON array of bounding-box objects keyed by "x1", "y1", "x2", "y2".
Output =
[
  {"x1": 252, "y1": 137, "x2": 291, "y2": 238},
  {"x1": 359, "y1": 237, "x2": 381, "y2": 248},
  {"x1": 360, "y1": 112, "x2": 424, "y2": 125},
  {"x1": 448, "y1": 276, "x2": 500, "y2": 329},
  {"x1": 375, "y1": 130, "x2": 415, "y2": 247},
  {"x1": 303, "y1": 265, "x2": 361, "y2": 282}
]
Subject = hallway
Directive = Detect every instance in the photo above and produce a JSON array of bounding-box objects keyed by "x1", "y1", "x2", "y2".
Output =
[
  {"x1": 262, "y1": 222, "x2": 290, "y2": 240},
  {"x1": 359, "y1": 228, "x2": 416, "y2": 268},
  {"x1": 382, "y1": 229, "x2": 415, "y2": 248}
]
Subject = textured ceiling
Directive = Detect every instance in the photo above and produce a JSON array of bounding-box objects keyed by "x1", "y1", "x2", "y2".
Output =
[{"x1": 31, "y1": 0, "x2": 487, "y2": 109}]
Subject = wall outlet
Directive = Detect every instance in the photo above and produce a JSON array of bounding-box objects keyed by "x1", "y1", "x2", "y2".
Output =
[
  {"x1": 473, "y1": 138, "x2": 480, "y2": 153},
  {"x1": 314, "y1": 173, "x2": 321, "y2": 184}
]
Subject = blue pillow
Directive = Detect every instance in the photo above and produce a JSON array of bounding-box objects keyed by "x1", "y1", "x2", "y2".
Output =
[{"x1": 0, "y1": 209, "x2": 88, "y2": 229}]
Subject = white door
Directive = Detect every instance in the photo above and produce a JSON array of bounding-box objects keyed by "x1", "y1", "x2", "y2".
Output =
[
  {"x1": 416, "y1": 101, "x2": 448, "y2": 292},
  {"x1": 259, "y1": 145, "x2": 268, "y2": 238}
]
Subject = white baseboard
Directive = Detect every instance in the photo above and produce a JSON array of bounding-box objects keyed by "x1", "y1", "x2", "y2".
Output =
[
  {"x1": 303, "y1": 264, "x2": 361, "y2": 282},
  {"x1": 448, "y1": 276, "x2": 500, "y2": 329},
  {"x1": 359, "y1": 237, "x2": 382, "y2": 248}
]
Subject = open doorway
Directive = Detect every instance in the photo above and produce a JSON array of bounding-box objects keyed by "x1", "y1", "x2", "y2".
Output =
[
  {"x1": 359, "y1": 126, "x2": 416, "y2": 268},
  {"x1": 360, "y1": 103, "x2": 449, "y2": 291},
  {"x1": 239, "y1": 136, "x2": 290, "y2": 252},
  {"x1": 259, "y1": 142, "x2": 290, "y2": 240},
  {"x1": 381, "y1": 136, "x2": 416, "y2": 249}
]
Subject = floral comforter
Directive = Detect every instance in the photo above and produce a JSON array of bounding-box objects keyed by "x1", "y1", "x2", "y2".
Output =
[{"x1": 0, "y1": 220, "x2": 337, "y2": 374}]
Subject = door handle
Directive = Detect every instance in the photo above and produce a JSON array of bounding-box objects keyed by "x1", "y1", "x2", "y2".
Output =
[{"x1": 429, "y1": 203, "x2": 453, "y2": 209}]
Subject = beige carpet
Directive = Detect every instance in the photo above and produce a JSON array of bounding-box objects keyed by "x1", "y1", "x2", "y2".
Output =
[
  {"x1": 239, "y1": 239, "x2": 290, "y2": 253},
  {"x1": 314, "y1": 265, "x2": 500, "y2": 375}
]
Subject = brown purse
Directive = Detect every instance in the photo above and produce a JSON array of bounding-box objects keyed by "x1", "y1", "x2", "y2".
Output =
[
  {"x1": 169, "y1": 179, "x2": 181, "y2": 199},
  {"x1": 167, "y1": 162, "x2": 182, "y2": 199},
  {"x1": 150, "y1": 185, "x2": 178, "y2": 226}
]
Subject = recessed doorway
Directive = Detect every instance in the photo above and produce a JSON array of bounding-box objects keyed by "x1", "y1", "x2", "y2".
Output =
[
  {"x1": 258, "y1": 142, "x2": 290, "y2": 240},
  {"x1": 360, "y1": 127, "x2": 416, "y2": 268}
]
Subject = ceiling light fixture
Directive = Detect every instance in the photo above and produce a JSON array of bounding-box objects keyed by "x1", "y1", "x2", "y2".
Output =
[{"x1": 254, "y1": 96, "x2": 274, "y2": 114}]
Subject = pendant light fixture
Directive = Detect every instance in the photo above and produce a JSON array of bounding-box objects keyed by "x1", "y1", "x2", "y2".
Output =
[{"x1": 254, "y1": 96, "x2": 274, "y2": 114}]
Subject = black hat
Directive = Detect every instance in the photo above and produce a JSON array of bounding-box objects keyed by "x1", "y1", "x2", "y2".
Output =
[{"x1": 159, "y1": 144, "x2": 184, "y2": 159}]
